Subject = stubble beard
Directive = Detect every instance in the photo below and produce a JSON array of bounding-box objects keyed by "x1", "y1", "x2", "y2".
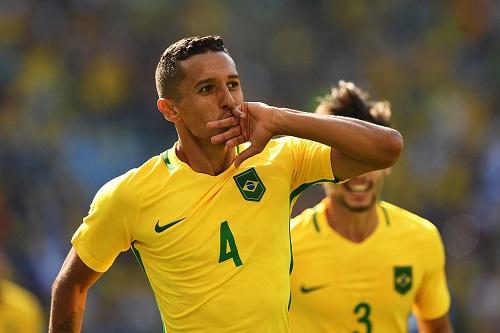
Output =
[{"x1": 337, "y1": 195, "x2": 377, "y2": 213}]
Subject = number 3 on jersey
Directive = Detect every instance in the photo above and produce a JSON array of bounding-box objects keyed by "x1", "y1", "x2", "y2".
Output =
[
  {"x1": 353, "y1": 302, "x2": 372, "y2": 333},
  {"x1": 218, "y1": 221, "x2": 243, "y2": 267}
]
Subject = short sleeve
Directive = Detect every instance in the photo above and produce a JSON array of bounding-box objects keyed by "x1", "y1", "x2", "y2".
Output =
[
  {"x1": 72, "y1": 176, "x2": 137, "y2": 272},
  {"x1": 412, "y1": 228, "x2": 451, "y2": 319},
  {"x1": 285, "y1": 137, "x2": 336, "y2": 201}
]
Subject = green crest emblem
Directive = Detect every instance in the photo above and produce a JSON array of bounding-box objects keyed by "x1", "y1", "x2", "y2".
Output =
[
  {"x1": 233, "y1": 167, "x2": 266, "y2": 202},
  {"x1": 394, "y1": 266, "x2": 412, "y2": 295}
]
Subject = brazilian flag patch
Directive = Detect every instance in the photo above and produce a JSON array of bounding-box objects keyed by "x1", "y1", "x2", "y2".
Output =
[
  {"x1": 394, "y1": 266, "x2": 412, "y2": 295},
  {"x1": 233, "y1": 167, "x2": 266, "y2": 202}
]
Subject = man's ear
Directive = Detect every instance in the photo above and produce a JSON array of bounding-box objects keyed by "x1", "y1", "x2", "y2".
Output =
[{"x1": 157, "y1": 98, "x2": 181, "y2": 123}]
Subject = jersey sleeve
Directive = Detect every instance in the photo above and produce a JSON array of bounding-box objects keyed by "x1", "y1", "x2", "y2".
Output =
[
  {"x1": 412, "y1": 227, "x2": 451, "y2": 319},
  {"x1": 285, "y1": 137, "x2": 337, "y2": 200},
  {"x1": 71, "y1": 175, "x2": 137, "y2": 272}
]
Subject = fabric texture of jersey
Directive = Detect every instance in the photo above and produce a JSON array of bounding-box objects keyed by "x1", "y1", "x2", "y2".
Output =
[
  {"x1": 0, "y1": 278, "x2": 44, "y2": 333},
  {"x1": 289, "y1": 199, "x2": 450, "y2": 333},
  {"x1": 72, "y1": 137, "x2": 336, "y2": 333}
]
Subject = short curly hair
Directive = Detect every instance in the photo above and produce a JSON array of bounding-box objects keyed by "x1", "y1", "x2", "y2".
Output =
[
  {"x1": 155, "y1": 35, "x2": 228, "y2": 100},
  {"x1": 316, "y1": 81, "x2": 391, "y2": 127}
]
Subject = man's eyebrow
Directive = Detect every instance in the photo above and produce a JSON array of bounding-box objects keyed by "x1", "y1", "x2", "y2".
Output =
[
  {"x1": 194, "y1": 75, "x2": 240, "y2": 88},
  {"x1": 194, "y1": 78, "x2": 214, "y2": 88}
]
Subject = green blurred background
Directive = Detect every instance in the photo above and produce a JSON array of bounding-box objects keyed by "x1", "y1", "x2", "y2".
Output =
[{"x1": 0, "y1": 0, "x2": 499, "y2": 332}]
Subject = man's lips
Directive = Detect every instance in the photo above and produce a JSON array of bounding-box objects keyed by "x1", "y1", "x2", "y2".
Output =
[{"x1": 343, "y1": 181, "x2": 373, "y2": 193}]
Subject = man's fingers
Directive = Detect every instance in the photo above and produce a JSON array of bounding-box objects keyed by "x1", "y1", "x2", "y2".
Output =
[
  {"x1": 210, "y1": 126, "x2": 242, "y2": 145},
  {"x1": 231, "y1": 106, "x2": 245, "y2": 118},
  {"x1": 234, "y1": 145, "x2": 261, "y2": 168},
  {"x1": 226, "y1": 135, "x2": 246, "y2": 148},
  {"x1": 240, "y1": 104, "x2": 251, "y2": 140},
  {"x1": 207, "y1": 116, "x2": 239, "y2": 129}
]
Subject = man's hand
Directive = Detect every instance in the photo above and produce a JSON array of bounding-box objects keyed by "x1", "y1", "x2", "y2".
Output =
[{"x1": 207, "y1": 102, "x2": 277, "y2": 167}]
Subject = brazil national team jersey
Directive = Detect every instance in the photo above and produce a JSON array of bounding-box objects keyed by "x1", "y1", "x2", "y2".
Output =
[
  {"x1": 72, "y1": 137, "x2": 336, "y2": 332},
  {"x1": 290, "y1": 199, "x2": 450, "y2": 333}
]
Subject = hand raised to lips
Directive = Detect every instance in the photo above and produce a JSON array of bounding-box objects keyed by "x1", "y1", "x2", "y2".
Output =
[{"x1": 207, "y1": 102, "x2": 277, "y2": 167}]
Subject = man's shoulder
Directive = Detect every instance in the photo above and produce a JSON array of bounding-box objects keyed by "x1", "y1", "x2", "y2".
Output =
[
  {"x1": 241, "y1": 137, "x2": 301, "y2": 165},
  {"x1": 96, "y1": 154, "x2": 165, "y2": 201},
  {"x1": 263, "y1": 136, "x2": 309, "y2": 150},
  {"x1": 257, "y1": 136, "x2": 315, "y2": 163},
  {"x1": 291, "y1": 207, "x2": 314, "y2": 231},
  {"x1": 291, "y1": 201, "x2": 326, "y2": 236},
  {"x1": 127, "y1": 153, "x2": 166, "y2": 181},
  {"x1": 270, "y1": 136, "x2": 308, "y2": 147},
  {"x1": 381, "y1": 201, "x2": 440, "y2": 239}
]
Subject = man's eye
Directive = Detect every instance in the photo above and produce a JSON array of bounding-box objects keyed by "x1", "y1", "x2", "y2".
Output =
[
  {"x1": 227, "y1": 81, "x2": 239, "y2": 89},
  {"x1": 199, "y1": 85, "x2": 213, "y2": 93}
]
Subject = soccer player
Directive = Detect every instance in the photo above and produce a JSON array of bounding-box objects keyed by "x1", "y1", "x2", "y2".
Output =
[
  {"x1": 289, "y1": 81, "x2": 452, "y2": 333},
  {"x1": 49, "y1": 36, "x2": 403, "y2": 333}
]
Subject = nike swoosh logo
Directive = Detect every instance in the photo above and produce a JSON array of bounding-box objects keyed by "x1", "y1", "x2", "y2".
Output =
[
  {"x1": 300, "y1": 284, "x2": 329, "y2": 293},
  {"x1": 155, "y1": 217, "x2": 186, "y2": 233}
]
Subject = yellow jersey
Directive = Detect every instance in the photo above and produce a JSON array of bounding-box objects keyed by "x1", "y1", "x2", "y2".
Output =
[
  {"x1": 0, "y1": 278, "x2": 44, "y2": 333},
  {"x1": 290, "y1": 199, "x2": 450, "y2": 333},
  {"x1": 72, "y1": 137, "x2": 337, "y2": 332}
]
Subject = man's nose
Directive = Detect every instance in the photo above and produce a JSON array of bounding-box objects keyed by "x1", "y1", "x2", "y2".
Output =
[{"x1": 219, "y1": 86, "x2": 236, "y2": 111}]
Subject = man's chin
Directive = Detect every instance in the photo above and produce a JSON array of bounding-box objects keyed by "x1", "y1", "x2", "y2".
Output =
[
  {"x1": 345, "y1": 205, "x2": 372, "y2": 213},
  {"x1": 340, "y1": 197, "x2": 376, "y2": 213}
]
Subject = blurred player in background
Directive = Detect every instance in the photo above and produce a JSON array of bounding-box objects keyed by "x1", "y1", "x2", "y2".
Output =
[
  {"x1": 0, "y1": 251, "x2": 44, "y2": 333},
  {"x1": 49, "y1": 36, "x2": 403, "y2": 332},
  {"x1": 290, "y1": 81, "x2": 452, "y2": 333}
]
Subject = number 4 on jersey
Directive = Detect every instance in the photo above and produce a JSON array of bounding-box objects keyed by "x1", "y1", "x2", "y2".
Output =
[{"x1": 218, "y1": 221, "x2": 243, "y2": 267}]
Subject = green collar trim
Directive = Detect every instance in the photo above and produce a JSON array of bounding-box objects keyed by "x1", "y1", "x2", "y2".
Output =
[{"x1": 381, "y1": 205, "x2": 391, "y2": 226}]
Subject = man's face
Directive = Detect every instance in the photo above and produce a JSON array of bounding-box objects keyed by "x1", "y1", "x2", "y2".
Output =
[
  {"x1": 325, "y1": 169, "x2": 388, "y2": 213},
  {"x1": 170, "y1": 51, "x2": 243, "y2": 142}
]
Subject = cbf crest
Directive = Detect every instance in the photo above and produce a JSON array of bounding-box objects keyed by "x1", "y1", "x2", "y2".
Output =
[
  {"x1": 394, "y1": 266, "x2": 412, "y2": 295},
  {"x1": 233, "y1": 168, "x2": 266, "y2": 202}
]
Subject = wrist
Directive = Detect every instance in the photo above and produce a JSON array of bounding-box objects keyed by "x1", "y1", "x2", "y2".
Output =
[
  {"x1": 269, "y1": 107, "x2": 291, "y2": 136},
  {"x1": 267, "y1": 106, "x2": 279, "y2": 136},
  {"x1": 270, "y1": 107, "x2": 303, "y2": 136}
]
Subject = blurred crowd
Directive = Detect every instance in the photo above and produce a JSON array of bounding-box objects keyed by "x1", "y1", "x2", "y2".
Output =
[{"x1": 0, "y1": 0, "x2": 499, "y2": 332}]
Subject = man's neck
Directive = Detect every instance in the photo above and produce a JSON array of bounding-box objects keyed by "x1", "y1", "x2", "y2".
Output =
[
  {"x1": 325, "y1": 198, "x2": 379, "y2": 243},
  {"x1": 176, "y1": 130, "x2": 236, "y2": 176}
]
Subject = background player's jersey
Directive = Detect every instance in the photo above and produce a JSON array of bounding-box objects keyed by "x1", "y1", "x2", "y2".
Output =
[
  {"x1": 72, "y1": 137, "x2": 336, "y2": 333},
  {"x1": 0, "y1": 278, "x2": 44, "y2": 333},
  {"x1": 290, "y1": 200, "x2": 450, "y2": 333}
]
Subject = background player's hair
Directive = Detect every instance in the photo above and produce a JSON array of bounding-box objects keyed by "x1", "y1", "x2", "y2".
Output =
[
  {"x1": 155, "y1": 35, "x2": 228, "y2": 100},
  {"x1": 316, "y1": 80, "x2": 392, "y2": 127}
]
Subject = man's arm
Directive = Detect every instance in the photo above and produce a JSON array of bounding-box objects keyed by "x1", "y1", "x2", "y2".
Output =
[
  {"x1": 208, "y1": 102, "x2": 403, "y2": 178},
  {"x1": 272, "y1": 107, "x2": 403, "y2": 179},
  {"x1": 417, "y1": 313, "x2": 453, "y2": 333},
  {"x1": 50, "y1": 247, "x2": 102, "y2": 333}
]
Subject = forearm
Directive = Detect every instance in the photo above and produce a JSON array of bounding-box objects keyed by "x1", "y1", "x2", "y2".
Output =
[
  {"x1": 49, "y1": 278, "x2": 88, "y2": 333},
  {"x1": 273, "y1": 108, "x2": 403, "y2": 168}
]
